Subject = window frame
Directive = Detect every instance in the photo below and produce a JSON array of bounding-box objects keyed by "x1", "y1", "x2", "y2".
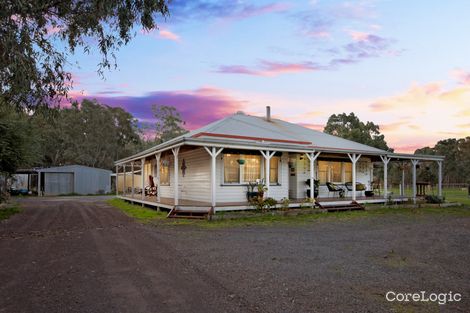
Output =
[{"x1": 221, "y1": 153, "x2": 281, "y2": 186}]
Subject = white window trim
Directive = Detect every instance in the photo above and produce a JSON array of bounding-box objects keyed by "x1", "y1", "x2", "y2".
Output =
[{"x1": 221, "y1": 153, "x2": 281, "y2": 186}]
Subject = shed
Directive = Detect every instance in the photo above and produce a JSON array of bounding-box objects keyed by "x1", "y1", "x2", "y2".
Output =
[{"x1": 37, "y1": 165, "x2": 112, "y2": 196}]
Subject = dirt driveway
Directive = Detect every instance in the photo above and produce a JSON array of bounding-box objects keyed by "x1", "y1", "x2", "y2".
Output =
[{"x1": 0, "y1": 197, "x2": 469, "y2": 313}]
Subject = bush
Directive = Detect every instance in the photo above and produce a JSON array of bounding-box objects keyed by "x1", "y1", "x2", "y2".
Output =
[
  {"x1": 425, "y1": 195, "x2": 444, "y2": 204},
  {"x1": 280, "y1": 197, "x2": 290, "y2": 210},
  {"x1": 264, "y1": 197, "x2": 277, "y2": 210}
]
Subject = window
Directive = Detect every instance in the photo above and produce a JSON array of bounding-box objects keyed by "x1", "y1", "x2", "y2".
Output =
[
  {"x1": 318, "y1": 161, "x2": 329, "y2": 184},
  {"x1": 243, "y1": 155, "x2": 261, "y2": 182},
  {"x1": 344, "y1": 162, "x2": 352, "y2": 182},
  {"x1": 160, "y1": 158, "x2": 170, "y2": 185},
  {"x1": 223, "y1": 153, "x2": 264, "y2": 184},
  {"x1": 318, "y1": 160, "x2": 352, "y2": 184},
  {"x1": 270, "y1": 156, "x2": 279, "y2": 184},
  {"x1": 224, "y1": 154, "x2": 240, "y2": 183},
  {"x1": 330, "y1": 162, "x2": 342, "y2": 182}
]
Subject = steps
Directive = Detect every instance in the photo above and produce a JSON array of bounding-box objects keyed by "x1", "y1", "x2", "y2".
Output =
[
  {"x1": 315, "y1": 200, "x2": 365, "y2": 212},
  {"x1": 167, "y1": 206, "x2": 213, "y2": 219}
]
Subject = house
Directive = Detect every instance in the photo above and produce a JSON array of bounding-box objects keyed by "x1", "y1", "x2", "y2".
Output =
[
  {"x1": 14, "y1": 165, "x2": 112, "y2": 196},
  {"x1": 114, "y1": 107, "x2": 444, "y2": 212}
]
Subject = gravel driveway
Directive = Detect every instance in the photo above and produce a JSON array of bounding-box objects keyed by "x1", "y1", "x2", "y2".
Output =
[{"x1": 1, "y1": 197, "x2": 468, "y2": 313}]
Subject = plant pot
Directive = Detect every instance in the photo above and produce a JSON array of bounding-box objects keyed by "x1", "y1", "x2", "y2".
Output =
[
  {"x1": 237, "y1": 159, "x2": 245, "y2": 165},
  {"x1": 307, "y1": 189, "x2": 319, "y2": 198},
  {"x1": 246, "y1": 191, "x2": 259, "y2": 201}
]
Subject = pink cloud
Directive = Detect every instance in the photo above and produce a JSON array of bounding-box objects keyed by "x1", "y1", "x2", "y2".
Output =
[
  {"x1": 348, "y1": 30, "x2": 371, "y2": 41},
  {"x1": 451, "y1": 69, "x2": 470, "y2": 85},
  {"x1": 297, "y1": 122, "x2": 324, "y2": 131},
  {"x1": 158, "y1": 29, "x2": 181, "y2": 42},
  {"x1": 141, "y1": 28, "x2": 181, "y2": 42},
  {"x1": 67, "y1": 87, "x2": 246, "y2": 130},
  {"x1": 217, "y1": 60, "x2": 319, "y2": 76},
  {"x1": 391, "y1": 144, "x2": 426, "y2": 154}
]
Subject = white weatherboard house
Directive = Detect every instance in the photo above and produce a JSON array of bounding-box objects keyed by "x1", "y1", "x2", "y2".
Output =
[{"x1": 115, "y1": 107, "x2": 444, "y2": 213}]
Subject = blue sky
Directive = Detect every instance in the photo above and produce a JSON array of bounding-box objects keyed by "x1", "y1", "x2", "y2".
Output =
[{"x1": 68, "y1": 0, "x2": 470, "y2": 152}]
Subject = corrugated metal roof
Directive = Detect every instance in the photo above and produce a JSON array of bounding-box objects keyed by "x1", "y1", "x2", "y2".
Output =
[
  {"x1": 115, "y1": 112, "x2": 444, "y2": 163},
  {"x1": 191, "y1": 113, "x2": 387, "y2": 153}
]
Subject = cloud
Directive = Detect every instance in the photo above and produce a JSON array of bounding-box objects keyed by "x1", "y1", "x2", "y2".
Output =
[
  {"x1": 216, "y1": 60, "x2": 320, "y2": 76},
  {"x1": 451, "y1": 68, "x2": 470, "y2": 85},
  {"x1": 297, "y1": 122, "x2": 324, "y2": 131},
  {"x1": 169, "y1": 1, "x2": 289, "y2": 21},
  {"x1": 370, "y1": 82, "x2": 443, "y2": 112},
  {"x1": 69, "y1": 87, "x2": 247, "y2": 130},
  {"x1": 141, "y1": 28, "x2": 181, "y2": 42}
]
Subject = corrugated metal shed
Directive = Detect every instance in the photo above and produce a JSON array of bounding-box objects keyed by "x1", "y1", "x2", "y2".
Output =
[{"x1": 39, "y1": 165, "x2": 112, "y2": 195}]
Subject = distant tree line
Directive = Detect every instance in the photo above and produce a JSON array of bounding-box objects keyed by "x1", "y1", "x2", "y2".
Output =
[{"x1": 324, "y1": 112, "x2": 470, "y2": 186}]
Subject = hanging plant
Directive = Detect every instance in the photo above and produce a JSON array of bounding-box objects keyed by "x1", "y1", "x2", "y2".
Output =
[{"x1": 237, "y1": 159, "x2": 245, "y2": 165}]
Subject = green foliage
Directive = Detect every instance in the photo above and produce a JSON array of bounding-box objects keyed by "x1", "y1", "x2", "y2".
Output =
[
  {"x1": 31, "y1": 99, "x2": 142, "y2": 169},
  {"x1": 415, "y1": 137, "x2": 470, "y2": 184},
  {"x1": 264, "y1": 197, "x2": 277, "y2": 210},
  {"x1": 280, "y1": 197, "x2": 290, "y2": 210},
  {"x1": 0, "y1": 107, "x2": 39, "y2": 174},
  {"x1": 0, "y1": 205, "x2": 21, "y2": 220},
  {"x1": 0, "y1": 0, "x2": 169, "y2": 110},
  {"x1": 324, "y1": 112, "x2": 393, "y2": 151},
  {"x1": 107, "y1": 198, "x2": 166, "y2": 222},
  {"x1": 152, "y1": 105, "x2": 188, "y2": 144},
  {"x1": 424, "y1": 195, "x2": 444, "y2": 204}
]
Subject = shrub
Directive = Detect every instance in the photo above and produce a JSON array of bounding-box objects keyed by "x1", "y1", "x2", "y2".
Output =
[
  {"x1": 264, "y1": 197, "x2": 277, "y2": 210},
  {"x1": 280, "y1": 197, "x2": 290, "y2": 210},
  {"x1": 425, "y1": 195, "x2": 444, "y2": 204}
]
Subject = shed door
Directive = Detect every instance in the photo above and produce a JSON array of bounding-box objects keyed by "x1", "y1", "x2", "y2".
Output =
[{"x1": 44, "y1": 173, "x2": 74, "y2": 195}]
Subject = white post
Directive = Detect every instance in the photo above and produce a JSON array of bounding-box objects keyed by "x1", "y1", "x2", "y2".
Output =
[
  {"x1": 380, "y1": 156, "x2": 391, "y2": 200},
  {"x1": 131, "y1": 162, "x2": 135, "y2": 199},
  {"x1": 437, "y1": 160, "x2": 442, "y2": 198},
  {"x1": 114, "y1": 166, "x2": 118, "y2": 196},
  {"x1": 305, "y1": 151, "x2": 321, "y2": 205},
  {"x1": 260, "y1": 150, "x2": 276, "y2": 198},
  {"x1": 141, "y1": 158, "x2": 145, "y2": 203},
  {"x1": 347, "y1": 154, "x2": 362, "y2": 201},
  {"x1": 401, "y1": 164, "x2": 405, "y2": 197},
  {"x1": 411, "y1": 159, "x2": 419, "y2": 204},
  {"x1": 204, "y1": 147, "x2": 224, "y2": 208},
  {"x1": 38, "y1": 170, "x2": 42, "y2": 197},
  {"x1": 123, "y1": 164, "x2": 126, "y2": 196},
  {"x1": 155, "y1": 153, "x2": 161, "y2": 202},
  {"x1": 172, "y1": 147, "x2": 180, "y2": 206}
]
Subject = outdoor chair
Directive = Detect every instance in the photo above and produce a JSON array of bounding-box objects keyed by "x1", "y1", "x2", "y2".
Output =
[
  {"x1": 145, "y1": 175, "x2": 157, "y2": 197},
  {"x1": 326, "y1": 182, "x2": 345, "y2": 198},
  {"x1": 344, "y1": 182, "x2": 366, "y2": 197}
]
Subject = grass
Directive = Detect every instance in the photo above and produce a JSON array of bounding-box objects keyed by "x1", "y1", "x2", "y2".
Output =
[
  {"x1": 106, "y1": 198, "x2": 167, "y2": 222},
  {"x1": 0, "y1": 205, "x2": 21, "y2": 220},
  {"x1": 107, "y1": 188, "x2": 470, "y2": 228}
]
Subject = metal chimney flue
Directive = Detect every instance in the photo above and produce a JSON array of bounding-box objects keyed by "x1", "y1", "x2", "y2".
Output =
[{"x1": 266, "y1": 106, "x2": 271, "y2": 122}]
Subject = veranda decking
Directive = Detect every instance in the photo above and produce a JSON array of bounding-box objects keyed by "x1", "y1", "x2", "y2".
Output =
[{"x1": 118, "y1": 193, "x2": 410, "y2": 212}]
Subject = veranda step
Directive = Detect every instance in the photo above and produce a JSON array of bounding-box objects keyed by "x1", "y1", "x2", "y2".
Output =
[
  {"x1": 167, "y1": 207, "x2": 213, "y2": 220},
  {"x1": 315, "y1": 201, "x2": 365, "y2": 212}
]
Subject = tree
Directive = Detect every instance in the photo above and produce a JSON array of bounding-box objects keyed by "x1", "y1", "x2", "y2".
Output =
[
  {"x1": 152, "y1": 105, "x2": 188, "y2": 144},
  {"x1": 415, "y1": 137, "x2": 470, "y2": 184},
  {"x1": 30, "y1": 99, "x2": 143, "y2": 170},
  {"x1": 0, "y1": 105, "x2": 40, "y2": 198},
  {"x1": 1, "y1": 0, "x2": 169, "y2": 110},
  {"x1": 324, "y1": 113, "x2": 393, "y2": 151}
]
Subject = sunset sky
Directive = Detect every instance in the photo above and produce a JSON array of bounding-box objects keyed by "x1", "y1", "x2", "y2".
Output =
[{"x1": 68, "y1": 0, "x2": 470, "y2": 153}]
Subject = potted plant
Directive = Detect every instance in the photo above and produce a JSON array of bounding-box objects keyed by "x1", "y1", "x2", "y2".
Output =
[
  {"x1": 246, "y1": 181, "x2": 258, "y2": 201},
  {"x1": 237, "y1": 159, "x2": 245, "y2": 165},
  {"x1": 305, "y1": 179, "x2": 320, "y2": 198}
]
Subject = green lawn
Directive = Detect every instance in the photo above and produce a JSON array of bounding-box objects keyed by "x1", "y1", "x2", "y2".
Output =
[
  {"x1": 107, "y1": 198, "x2": 470, "y2": 228},
  {"x1": 0, "y1": 205, "x2": 21, "y2": 220},
  {"x1": 106, "y1": 198, "x2": 167, "y2": 222},
  {"x1": 442, "y1": 188, "x2": 470, "y2": 205}
]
